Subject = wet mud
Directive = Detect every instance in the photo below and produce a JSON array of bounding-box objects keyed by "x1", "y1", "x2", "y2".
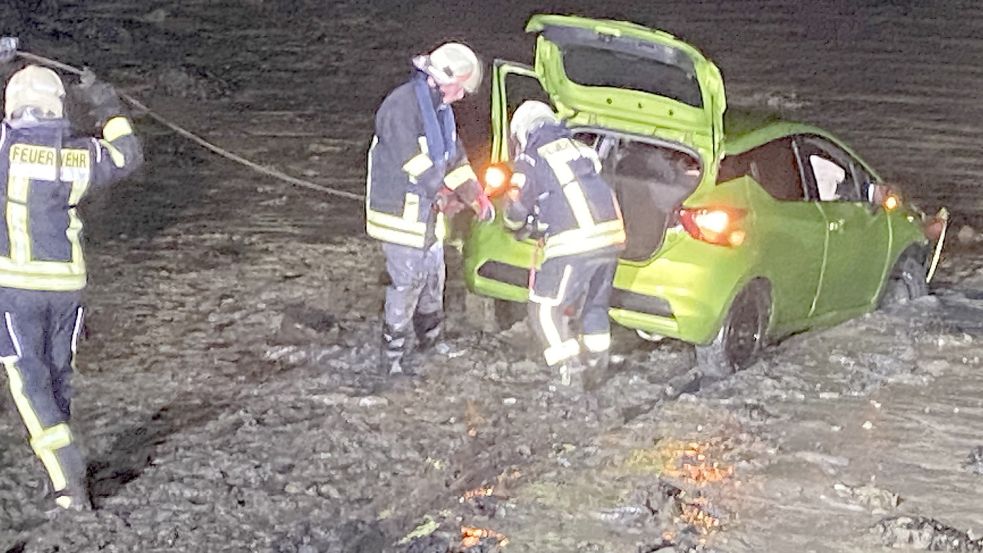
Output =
[{"x1": 2, "y1": 1, "x2": 983, "y2": 552}]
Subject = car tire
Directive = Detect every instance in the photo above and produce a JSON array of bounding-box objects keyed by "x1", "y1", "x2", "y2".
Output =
[
  {"x1": 878, "y1": 256, "x2": 928, "y2": 309},
  {"x1": 695, "y1": 282, "x2": 770, "y2": 380}
]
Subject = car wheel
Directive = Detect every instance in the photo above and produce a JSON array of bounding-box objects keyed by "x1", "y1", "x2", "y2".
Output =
[
  {"x1": 695, "y1": 282, "x2": 770, "y2": 379},
  {"x1": 878, "y1": 256, "x2": 928, "y2": 309}
]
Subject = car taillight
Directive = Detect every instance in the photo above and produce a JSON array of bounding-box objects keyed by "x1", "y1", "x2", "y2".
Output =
[
  {"x1": 482, "y1": 164, "x2": 511, "y2": 197},
  {"x1": 678, "y1": 207, "x2": 747, "y2": 247}
]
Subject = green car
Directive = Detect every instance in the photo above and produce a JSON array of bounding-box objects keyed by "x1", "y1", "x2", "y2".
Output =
[{"x1": 463, "y1": 14, "x2": 946, "y2": 374}]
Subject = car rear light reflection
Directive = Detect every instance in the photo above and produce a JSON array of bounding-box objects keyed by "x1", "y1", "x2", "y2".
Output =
[
  {"x1": 678, "y1": 207, "x2": 746, "y2": 247},
  {"x1": 483, "y1": 164, "x2": 510, "y2": 196}
]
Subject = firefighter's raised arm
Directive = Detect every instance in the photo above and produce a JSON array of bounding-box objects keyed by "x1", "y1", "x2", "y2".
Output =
[{"x1": 72, "y1": 70, "x2": 144, "y2": 188}]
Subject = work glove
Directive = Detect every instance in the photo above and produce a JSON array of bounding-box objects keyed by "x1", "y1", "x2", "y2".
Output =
[
  {"x1": 73, "y1": 68, "x2": 124, "y2": 127},
  {"x1": 0, "y1": 37, "x2": 17, "y2": 65},
  {"x1": 435, "y1": 186, "x2": 468, "y2": 217},
  {"x1": 473, "y1": 192, "x2": 495, "y2": 223},
  {"x1": 514, "y1": 214, "x2": 547, "y2": 242}
]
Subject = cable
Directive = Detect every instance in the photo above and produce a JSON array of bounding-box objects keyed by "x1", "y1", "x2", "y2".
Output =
[{"x1": 15, "y1": 50, "x2": 365, "y2": 202}]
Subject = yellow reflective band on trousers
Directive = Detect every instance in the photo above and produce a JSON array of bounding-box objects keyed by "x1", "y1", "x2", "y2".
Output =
[
  {"x1": 583, "y1": 333, "x2": 611, "y2": 353},
  {"x1": 529, "y1": 265, "x2": 580, "y2": 366},
  {"x1": 443, "y1": 164, "x2": 477, "y2": 191},
  {"x1": 102, "y1": 117, "x2": 134, "y2": 142},
  {"x1": 543, "y1": 220, "x2": 626, "y2": 259},
  {"x1": 3, "y1": 360, "x2": 73, "y2": 491},
  {"x1": 70, "y1": 307, "x2": 84, "y2": 371}
]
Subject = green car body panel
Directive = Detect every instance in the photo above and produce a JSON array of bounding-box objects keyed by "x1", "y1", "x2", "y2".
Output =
[{"x1": 464, "y1": 14, "x2": 932, "y2": 347}]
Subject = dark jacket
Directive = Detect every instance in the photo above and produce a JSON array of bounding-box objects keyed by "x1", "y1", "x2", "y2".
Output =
[
  {"x1": 366, "y1": 72, "x2": 482, "y2": 249},
  {"x1": 0, "y1": 113, "x2": 143, "y2": 291},
  {"x1": 504, "y1": 122, "x2": 625, "y2": 260}
]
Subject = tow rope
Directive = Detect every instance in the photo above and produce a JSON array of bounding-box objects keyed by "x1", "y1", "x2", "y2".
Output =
[{"x1": 15, "y1": 50, "x2": 365, "y2": 203}]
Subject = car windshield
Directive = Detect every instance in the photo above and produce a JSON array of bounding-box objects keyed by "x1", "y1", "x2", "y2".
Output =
[{"x1": 559, "y1": 44, "x2": 703, "y2": 108}]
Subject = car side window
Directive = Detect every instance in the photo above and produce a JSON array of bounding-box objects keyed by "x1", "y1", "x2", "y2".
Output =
[
  {"x1": 809, "y1": 155, "x2": 849, "y2": 201},
  {"x1": 800, "y1": 137, "x2": 861, "y2": 202},
  {"x1": 718, "y1": 138, "x2": 805, "y2": 201}
]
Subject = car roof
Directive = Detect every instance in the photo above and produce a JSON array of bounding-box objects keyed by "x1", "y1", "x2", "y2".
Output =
[{"x1": 723, "y1": 109, "x2": 826, "y2": 154}]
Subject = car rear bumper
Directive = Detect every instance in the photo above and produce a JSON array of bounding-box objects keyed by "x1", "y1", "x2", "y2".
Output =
[{"x1": 466, "y1": 228, "x2": 748, "y2": 345}]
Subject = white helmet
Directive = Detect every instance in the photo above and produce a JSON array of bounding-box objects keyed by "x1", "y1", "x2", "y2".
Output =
[
  {"x1": 509, "y1": 100, "x2": 558, "y2": 151},
  {"x1": 415, "y1": 42, "x2": 483, "y2": 94},
  {"x1": 4, "y1": 65, "x2": 66, "y2": 120}
]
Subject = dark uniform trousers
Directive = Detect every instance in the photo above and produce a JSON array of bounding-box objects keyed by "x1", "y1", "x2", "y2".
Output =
[
  {"x1": 382, "y1": 241, "x2": 444, "y2": 358},
  {"x1": 528, "y1": 253, "x2": 618, "y2": 375},
  {"x1": 0, "y1": 287, "x2": 87, "y2": 504}
]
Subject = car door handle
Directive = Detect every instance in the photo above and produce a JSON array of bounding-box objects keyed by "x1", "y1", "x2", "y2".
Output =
[{"x1": 828, "y1": 218, "x2": 846, "y2": 232}]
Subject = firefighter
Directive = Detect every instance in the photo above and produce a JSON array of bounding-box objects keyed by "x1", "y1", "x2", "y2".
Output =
[
  {"x1": 503, "y1": 101, "x2": 625, "y2": 391},
  {"x1": 366, "y1": 42, "x2": 495, "y2": 376},
  {"x1": 0, "y1": 57, "x2": 144, "y2": 510}
]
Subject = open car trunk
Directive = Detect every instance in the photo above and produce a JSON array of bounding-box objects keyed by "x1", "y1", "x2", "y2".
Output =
[
  {"x1": 575, "y1": 130, "x2": 701, "y2": 261},
  {"x1": 490, "y1": 61, "x2": 702, "y2": 262}
]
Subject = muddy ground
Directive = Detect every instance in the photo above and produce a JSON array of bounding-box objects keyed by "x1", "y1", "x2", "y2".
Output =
[{"x1": 2, "y1": 1, "x2": 983, "y2": 552}]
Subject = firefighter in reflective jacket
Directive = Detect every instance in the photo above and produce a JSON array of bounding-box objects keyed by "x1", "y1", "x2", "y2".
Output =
[
  {"x1": 0, "y1": 62, "x2": 143, "y2": 510},
  {"x1": 503, "y1": 101, "x2": 625, "y2": 391},
  {"x1": 366, "y1": 43, "x2": 495, "y2": 375}
]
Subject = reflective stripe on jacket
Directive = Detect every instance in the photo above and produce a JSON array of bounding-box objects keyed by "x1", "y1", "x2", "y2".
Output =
[
  {"x1": 504, "y1": 123, "x2": 625, "y2": 260},
  {"x1": 365, "y1": 72, "x2": 481, "y2": 249},
  {"x1": 0, "y1": 115, "x2": 143, "y2": 291}
]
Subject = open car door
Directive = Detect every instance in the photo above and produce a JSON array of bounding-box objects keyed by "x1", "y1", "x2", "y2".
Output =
[{"x1": 490, "y1": 59, "x2": 549, "y2": 164}]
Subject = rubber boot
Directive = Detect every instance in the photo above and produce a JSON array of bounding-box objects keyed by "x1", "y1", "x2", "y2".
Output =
[
  {"x1": 413, "y1": 310, "x2": 443, "y2": 353},
  {"x1": 380, "y1": 323, "x2": 412, "y2": 376},
  {"x1": 46, "y1": 445, "x2": 92, "y2": 514},
  {"x1": 582, "y1": 351, "x2": 610, "y2": 392}
]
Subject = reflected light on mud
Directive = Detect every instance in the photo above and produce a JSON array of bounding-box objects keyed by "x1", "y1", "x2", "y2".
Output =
[
  {"x1": 680, "y1": 496, "x2": 722, "y2": 534},
  {"x1": 461, "y1": 526, "x2": 509, "y2": 548},
  {"x1": 663, "y1": 441, "x2": 735, "y2": 485},
  {"x1": 461, "y1": 484, "x2": 495, "y2": 502}
]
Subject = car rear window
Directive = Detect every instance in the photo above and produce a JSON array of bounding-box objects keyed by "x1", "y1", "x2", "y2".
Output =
[{"x1": 558, "y1": 45, "x2": 703, "y2": 108}]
